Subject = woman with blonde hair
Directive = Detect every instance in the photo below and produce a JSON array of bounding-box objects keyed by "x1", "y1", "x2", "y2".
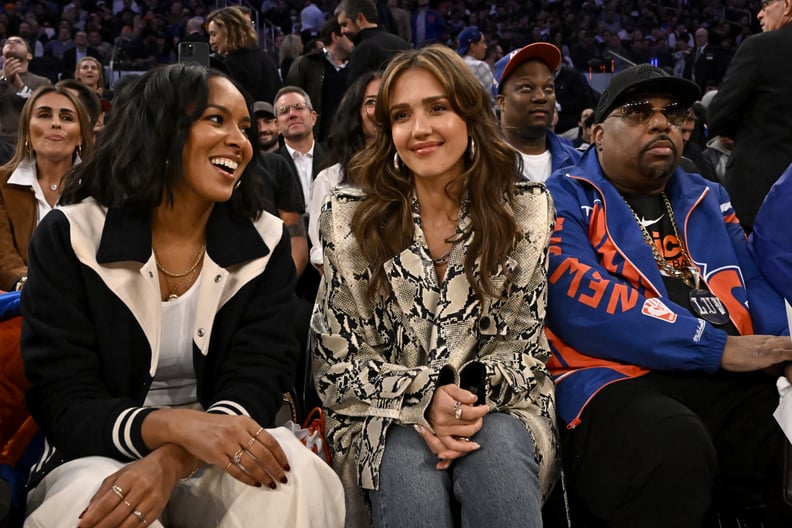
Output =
[
  {"x1": 74, "y1": 56, "x2": 105, "y2": 96},
  {"x1": 206, "y1": 6, "x2": 281, "y2": 103},
  {"x1": 312, "y1": 44, "x2": 557, "y2": 527},
  {"x1": 278, "y1": 34, "x2": 303, "y2": 79},
  {"x1": 0, "y1": 85, "x2": 93, "y2": 292}
]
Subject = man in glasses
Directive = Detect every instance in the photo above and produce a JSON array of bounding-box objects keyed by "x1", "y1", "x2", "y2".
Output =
[
  {"x1": 545, "y1": 64, "x2": 792, "y2": 527},
  {"x1": 0, "y1": 36, "x2": 51, "y2": 145},
  {"x1": 707, "y1": 0, "x2": 792, "y2": 231}
]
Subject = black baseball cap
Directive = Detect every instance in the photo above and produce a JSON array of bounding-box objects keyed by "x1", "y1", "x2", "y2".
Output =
[{"x1": 594, "y1": 64, "x2": 700, "y2": 123}]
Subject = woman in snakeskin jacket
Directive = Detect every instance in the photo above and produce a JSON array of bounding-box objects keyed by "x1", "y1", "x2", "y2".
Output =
[{"x1": 312, "y1": 44, "x2": 558, "y2": 528}]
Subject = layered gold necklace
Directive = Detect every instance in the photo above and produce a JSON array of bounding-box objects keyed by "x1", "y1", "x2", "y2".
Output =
[{"x1": 153, "y1": 244, "x2": 205, "y2": 300}]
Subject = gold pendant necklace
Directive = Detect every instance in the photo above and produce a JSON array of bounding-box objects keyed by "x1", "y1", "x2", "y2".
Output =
[
  {"x1": 621, "y1": 193, "x2": 699, "y2": 288},
  {"x1": 153, "y1": 243, "x2": 205, "y2": 300}
]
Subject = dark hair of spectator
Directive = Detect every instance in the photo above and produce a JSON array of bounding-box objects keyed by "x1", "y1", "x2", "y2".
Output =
[
  {"x1": 320, "y1": 18, "x2": 342, "y2": 46},
  {"x1": 61, "y1": 63, "x2": 267, "y2": 221},
  {"x1": 56, "y1": 79, "x2": 102, "y2": 126},
  {"x1": 320, "y1": 71, "x2": 382, "y2": 184},
  {"x1": 335, "y1": 0, "x2": 378, "y2": 24}
]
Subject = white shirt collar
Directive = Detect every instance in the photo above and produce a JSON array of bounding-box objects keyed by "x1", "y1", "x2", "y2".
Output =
[
  {"x1": 285, "y1": 140, "x2": 315, "y2": 159},
  {"x1": 7, "y1": 156, "x2": 38, "y2": 187}
]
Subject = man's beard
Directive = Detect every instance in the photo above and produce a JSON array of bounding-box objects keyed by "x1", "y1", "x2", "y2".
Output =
[{"x1": 260, "y1": 136, "x2": 278, "y2": 150}]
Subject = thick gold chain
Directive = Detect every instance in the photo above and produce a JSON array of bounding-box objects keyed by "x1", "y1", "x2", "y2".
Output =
[{"x1": 621, "y1": 193, "x2": 698, "y2": 288}]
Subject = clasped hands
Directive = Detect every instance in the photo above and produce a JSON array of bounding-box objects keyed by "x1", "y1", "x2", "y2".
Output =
[
  {"x1": 415, "y1": 383, "x2": 490, "y2": 470},
  {"x1": 77, "y1": 412, "x2": 290, "y2": 527}
]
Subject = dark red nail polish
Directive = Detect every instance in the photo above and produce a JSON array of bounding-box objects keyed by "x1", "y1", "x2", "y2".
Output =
[
  {"x1": 284, "y1": 464, "x2": 291, "y2": 472},
  {"x1": 255, "y1": 482, "x2": 262, "y2": 487},
  {"x1": 269, "y1": 482, "x2": 276, "y2": 489},
  {"x1": 280, "y1": 476, "x2": 288, "y2": 484}
]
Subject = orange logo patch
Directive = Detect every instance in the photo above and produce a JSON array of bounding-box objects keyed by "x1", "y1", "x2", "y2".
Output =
[{"x1": 641, "y1": 298, "x2": 678, "y2": 323}]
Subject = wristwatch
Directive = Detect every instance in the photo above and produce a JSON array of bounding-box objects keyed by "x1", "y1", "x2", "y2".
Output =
[{"x1": 14, "y1": 275, "x2": 27, "y2": 291}]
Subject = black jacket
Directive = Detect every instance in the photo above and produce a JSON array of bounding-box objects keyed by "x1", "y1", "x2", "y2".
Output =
[
  {"x1": 220, "y1": 47, "x2": 282, "y2": 104},
  {"x1": 346, "y1": 26, "x2": 409, "y2": 87},
  {"x1": 708, "y1": 22, "x2": 792, "y2": 229},
  {"x1": 21, "y1": 200, "x2": 298, "y2": 486}
]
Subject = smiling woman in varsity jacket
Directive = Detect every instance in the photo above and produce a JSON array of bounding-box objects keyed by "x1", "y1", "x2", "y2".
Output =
[{"x1": 20, "y1": 64, "x2": 343, "y2": 527}]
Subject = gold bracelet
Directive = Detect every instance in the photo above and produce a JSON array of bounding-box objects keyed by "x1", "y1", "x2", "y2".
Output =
[{"x1": 180, "y1": 458, "x2": 200, "y2": 481}]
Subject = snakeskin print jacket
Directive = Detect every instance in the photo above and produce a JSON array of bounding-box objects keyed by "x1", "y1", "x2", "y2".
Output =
[{"x1": 312, "y1": 181, "x2": 558, "y2": 526}]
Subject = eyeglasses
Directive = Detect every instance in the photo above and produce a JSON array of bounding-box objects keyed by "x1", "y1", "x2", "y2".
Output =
[
  {"x1": 606, "y1": 100, "x2": 688, "y2": 127},
  {"x1": 277, "y1": 102, "x2": 310, "y2": 116}
]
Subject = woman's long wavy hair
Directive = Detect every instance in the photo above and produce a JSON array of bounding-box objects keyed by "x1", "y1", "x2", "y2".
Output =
[
  {"x1": 60, "y1": 63, "x2": 267, "y2": 221},
  {"x1": 320, "y1": 71, "x2": 382, "y2": 184},
  {"x1": 349, "y1": 44, "x2": 521, "y2": 302}
]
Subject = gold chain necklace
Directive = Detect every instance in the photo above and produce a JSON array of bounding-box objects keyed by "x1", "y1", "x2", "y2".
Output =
[
  {"x1": 621, "y1": 193, "x2": 699, "y2": 289},
  {"x1": 153, "y1": 244, "x2": 206, "y2": 300},
  {"x1": 153, "y1": 244, "x2": 206, "y2": 277}
]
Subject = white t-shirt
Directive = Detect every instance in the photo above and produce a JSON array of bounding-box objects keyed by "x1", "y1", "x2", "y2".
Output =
[
  {"x1": 145, "y1": 273, "x2": 201, "y2": 408},
  {"x1": 519, "y1": 150, "x2": 553, "y2": 183}
]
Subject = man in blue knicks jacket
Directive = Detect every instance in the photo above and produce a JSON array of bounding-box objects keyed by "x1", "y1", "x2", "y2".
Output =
[{"x1": 545, "y1": 64, "x2": 792, "y2": 527}]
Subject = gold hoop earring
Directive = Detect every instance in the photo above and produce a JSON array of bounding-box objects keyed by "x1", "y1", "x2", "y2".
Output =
[
  {"x1": 393, "y1": 152, "x2": 401, "y2": 170},
  {"x1": 469, "y1": 137, "x2": 476, "y2": 160},
  {"x1": 24, "y1": 140, "x2": 30, "y2": 155}
]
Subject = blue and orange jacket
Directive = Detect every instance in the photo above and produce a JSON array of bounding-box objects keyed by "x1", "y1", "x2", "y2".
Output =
[
  {"x1": 545, "y1": 149, "x2": 787, "y2": 428},
  {"x1": 751, "y1": 162, "x2": 792, "y2": 303}
]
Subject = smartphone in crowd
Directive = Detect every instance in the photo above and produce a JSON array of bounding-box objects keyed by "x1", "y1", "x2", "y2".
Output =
[{"x1": 178, "y1": 42, "x2": 210, "y2": 67}]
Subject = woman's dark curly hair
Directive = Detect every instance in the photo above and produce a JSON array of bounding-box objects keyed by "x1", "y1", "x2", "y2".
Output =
[{"x1": 319, "y1": 71, "x2": 382, "y2": 185}]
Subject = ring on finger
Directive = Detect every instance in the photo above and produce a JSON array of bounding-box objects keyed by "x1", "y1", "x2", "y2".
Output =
[
  {"x1": 123, "y1": 500, "x2": 132, "y2": 508},
  {"x1": 131, "y1": 509, "x2": 147, "y2": 524},
  {"x1": 254, "y1": 426, "x2": 263, "y2": 437},
  {"x1": 452, "y1": 401, "x2": 462, "y2": 420},
  {"x1": 247, "y1": 436, "x2": 256, "y2": 449},
  {"x1": 225, "y1": 461, "x2": 234, "y2": 472},
  {"x1": 231, "y1": 449, "x2": 244, "y2": 465},
  {"x1": 111, "y1": 485, "x2": 125, "y2": 499}
]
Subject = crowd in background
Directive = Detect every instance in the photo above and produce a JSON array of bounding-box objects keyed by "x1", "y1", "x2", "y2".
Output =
[{"x1": 0, "y1": 0, "x2": 767, "y2": 117}]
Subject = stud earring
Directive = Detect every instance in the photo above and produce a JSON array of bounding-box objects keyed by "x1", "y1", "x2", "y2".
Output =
[
  {"x1": 393, "y1": 152, "x2": 401, "y2": 170},
  {"x1": 24, "y1": 140, "x2": 30, "y2": 155}
]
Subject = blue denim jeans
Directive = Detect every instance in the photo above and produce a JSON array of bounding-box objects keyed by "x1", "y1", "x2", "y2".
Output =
[{"x1": 369, "y1": 413, "x2": 543, "y2": 528}]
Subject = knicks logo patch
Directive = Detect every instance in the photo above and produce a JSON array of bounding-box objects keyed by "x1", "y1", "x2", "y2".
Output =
[{"x1": 641, "y1": 298, "x2": 678, "y2": 323}]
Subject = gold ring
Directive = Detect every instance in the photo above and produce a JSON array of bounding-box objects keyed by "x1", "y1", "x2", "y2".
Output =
[
  {"x1": 232, "y1": 449, "x2": 244, "y2": 465},
  {"x1": 254, "y1": 426, "x2": 263, "y2": 437},
  {"x1": 452, "y1": 401, "x2": 462, "y2": 420},
  {"x1": 124, "y1": 500, "x2": 132, "y2": 508},
  {"x1": 111, "y1": 485, "x2": 125, "y2": 499},
  {"x1": 224, "y1": 461, "x2": 233, "y2": 472},
  {"x1": 131, "y1": 510, "x2": 147, "y2": 524},
  {"x1": 247, "y1": 436, "x2": 256, "y2": 448}
]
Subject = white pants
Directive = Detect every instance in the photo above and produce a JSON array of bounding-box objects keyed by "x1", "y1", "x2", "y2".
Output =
[{"x1": 25, "y1": 427, "x2": 344, "y2": 528}]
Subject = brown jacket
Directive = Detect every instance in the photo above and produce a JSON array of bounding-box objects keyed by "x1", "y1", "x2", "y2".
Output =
[{"x1": 0, "y1": 168, "x2": 35, "y2": 291}]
